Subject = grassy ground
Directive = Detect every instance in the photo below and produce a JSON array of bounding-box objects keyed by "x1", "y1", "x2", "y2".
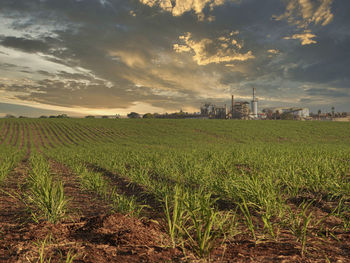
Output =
[{"x1": 0, "y1": 118, "x2": 349, "y2": 262}]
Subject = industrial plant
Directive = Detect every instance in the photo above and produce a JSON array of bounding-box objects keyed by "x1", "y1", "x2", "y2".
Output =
[{"x1": 199, "y1": 88, "x2": 310, "y2": 120}]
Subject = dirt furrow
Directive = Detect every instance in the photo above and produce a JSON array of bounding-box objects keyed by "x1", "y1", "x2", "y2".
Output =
[
  {"x1": 37, "y1": 124, "x2": 55, "y2": 148},
  {"x1": 51, "y1": 123, "x2": 78, "y2": 145},
  {"x1": 0, "y1": 122, "x2": 10, "y2": 145},
  {"x1": 19, "y1": 122, "x2": 25, "y2": 150},
  {"x1": 41, "y1": 124, "x2": 60, "y2": 147},
  {"x1": 49, "y1": 160, "x2": 111, "y2": 218},
  {"x1": 0, "y1": 158, "x2": 31, "y2": 262},
  {"x1": 46, "y1": 124, "x2": 69, "y2": 147},
  {"x1": 84, "y1": 126, "x2": 114, "y2": 142},
  {"x1": 29, "y1": 123, "x2": 42, "y2": 152},
  {"x1": 86, "y1": 164, "x2": 163, "y2": 218},
  {"x1": 34, "y1": 123, "x2": 48, "y2": 149},
  {"x1": 11, "y1": 122, "x2": 20, "y2": 147},
  {"x1": 61, "y1": 123, "x2": 88, "y2": 143},
  {"x1": 74, "y1": 124, "x2": 99, "y2": 140},
  {"x1": 6, "y1": 122, "x2": 15, "y2": 146}
]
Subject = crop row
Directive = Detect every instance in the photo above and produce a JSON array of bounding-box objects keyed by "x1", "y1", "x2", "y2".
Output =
[{"x1": 1, "y1": 118, "x2": 349, "y2": 260}]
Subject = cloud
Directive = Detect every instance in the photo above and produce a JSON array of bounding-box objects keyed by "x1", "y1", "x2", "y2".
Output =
[
  {"x1": 139, "y1": 0, "x2": 234, "y2": 20},
  {"x1": 283, "y1": 31, "x2": 317, "y2": 45},
  {"x1": 274, "y1": 0, "x2": 334, "y2": 28},
  {"x1": 173, "y1": 32, "x2": 254, "y2": 66},
  {"x1": 1, "y1": 37, "x2": 49, "y2": 53},
  {"x1": 275, "y1": 0, "x2": 334, "y2": 45}
]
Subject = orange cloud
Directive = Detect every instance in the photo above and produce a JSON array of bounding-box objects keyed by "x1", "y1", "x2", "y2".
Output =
[{"x1": 174, "y1": 32, "x2": 254, "y2": 66}]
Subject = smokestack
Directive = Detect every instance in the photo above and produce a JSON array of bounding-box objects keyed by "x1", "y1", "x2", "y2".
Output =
[
  {"x1": 251, "y1": 88, "x2": 258, "y2": 118},
  {"x1": 231, "y1": 95, "x2": 234, "y2": 118}
]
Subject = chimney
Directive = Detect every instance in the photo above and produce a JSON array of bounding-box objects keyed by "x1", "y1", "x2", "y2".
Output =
[{"x1": 231, "y1": 95, "x2": 234, "y2": 118}]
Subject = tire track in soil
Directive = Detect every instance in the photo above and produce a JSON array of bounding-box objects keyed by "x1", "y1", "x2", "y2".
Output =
[
  {"x1": 51, "y1": 123, "x2": 78, "y2": 146},
  {"x1": 0, "y1": 121, "x2": 10, "y2": 145},
  {"x1": 0, "y1": 156, "x2": 31, "y2": 262}
]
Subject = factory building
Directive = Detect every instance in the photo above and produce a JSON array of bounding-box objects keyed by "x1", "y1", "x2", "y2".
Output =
[
  {"x1": 232, "y1": 101, "x2": 250, "y2": 119},
  {"x1": 200, "y1": 103, "x2": 227, "y2": 119},
  {"x1": 263, "y1": 107, "x2": 310, "y2": 118}
]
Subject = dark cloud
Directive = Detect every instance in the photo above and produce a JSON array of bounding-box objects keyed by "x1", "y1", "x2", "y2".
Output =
[
  {"x1": 0, "y1": 0, "x2": 349, "y2": 113},
  {"x1": 1, "y1": 37, "x2": 49, "y2": 53}
]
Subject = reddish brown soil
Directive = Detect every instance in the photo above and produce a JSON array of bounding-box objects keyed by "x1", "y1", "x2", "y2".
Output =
[
  {"x1": 49, "y1": 160, "x2": 111, "y2": 218},
  {"x1": 0, "y1": 159, "x2": 185, "y2": 263},
  {"x1": 0, "y1": 158, "x2": 31, "y2": 261},
  {"x1": 87, "y1": 164, "x2": 164, "y2": 218}
]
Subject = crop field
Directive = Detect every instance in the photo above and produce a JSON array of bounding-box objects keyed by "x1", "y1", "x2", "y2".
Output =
[{"x1": 0, "y1": 118, "x2": 349, "y2": 262}]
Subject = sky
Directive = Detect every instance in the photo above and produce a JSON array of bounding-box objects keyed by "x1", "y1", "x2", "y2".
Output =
[{"x1": 0, "y1": 0, "x2": 349, "y2": 117}]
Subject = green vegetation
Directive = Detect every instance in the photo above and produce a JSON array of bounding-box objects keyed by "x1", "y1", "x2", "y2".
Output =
[
  {"x1": 26, "y1": 153, "x2": 68, "y2": 223},
  {"x1": 0, "y1": 118, "x2": 349, "y2": 259}
]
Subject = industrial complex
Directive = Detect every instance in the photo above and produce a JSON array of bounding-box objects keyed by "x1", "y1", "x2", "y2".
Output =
[{"x1": 199, "y1": 88, "x2": 310, "y2": 120}]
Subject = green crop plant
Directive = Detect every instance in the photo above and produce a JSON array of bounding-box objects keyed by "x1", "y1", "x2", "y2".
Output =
[
  {"x1": 284, "y1": 201, "x2": 314, "y2": 257},
  {"x1": 26, "y1": 154, "x2": 68, "y2": 223},
  {"x1": 238, "y1": 197, "x2": 257, "y2": 240},
  {"x1": 1, "y1": 118, "x2": 350, "y2": 259},
  {"x1": 181, "y1": 190, "x2": 232, "y2": 259},
  {"x1": 164, "y1": 185, "x2": 187, "y2": 248}
]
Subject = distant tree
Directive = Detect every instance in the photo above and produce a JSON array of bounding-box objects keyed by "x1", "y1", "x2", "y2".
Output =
[
  {"x1": 317, "y1": 109, "x2": 321, "y2": 120},
  {"x1": 49, "y1": 115, "x2": 57, "y2": 118},
  {"x1": 102, "y1": 116, "x2": 109, "y2": 119},
  {"x1": 57, "y1": 114, "x2": 69, "y2": 118},
  {"x1": 115, "y1": 114, "x2": 121, "y2": 119},
  {"x1": 127, "y1": 112, "x2": 140, "y2": 118},
  {"x1": 5, "y1": 114, "x2": 16, "y2": 118},
  {"x1": 18, "y1": 116, "x2": 28, "y2": 118},
  {"x1": 85, "y1": 115, "x2": 95, "y2": 118},
  {"x1": 143, "y1": 113, "x2": 154, "y2": 118},
  {"x1": 39, "y1": 115, "x2": 48, "y2": 118},
  {"x1": 331, "y1": 106, "x2": 335, "y2": 118}
]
